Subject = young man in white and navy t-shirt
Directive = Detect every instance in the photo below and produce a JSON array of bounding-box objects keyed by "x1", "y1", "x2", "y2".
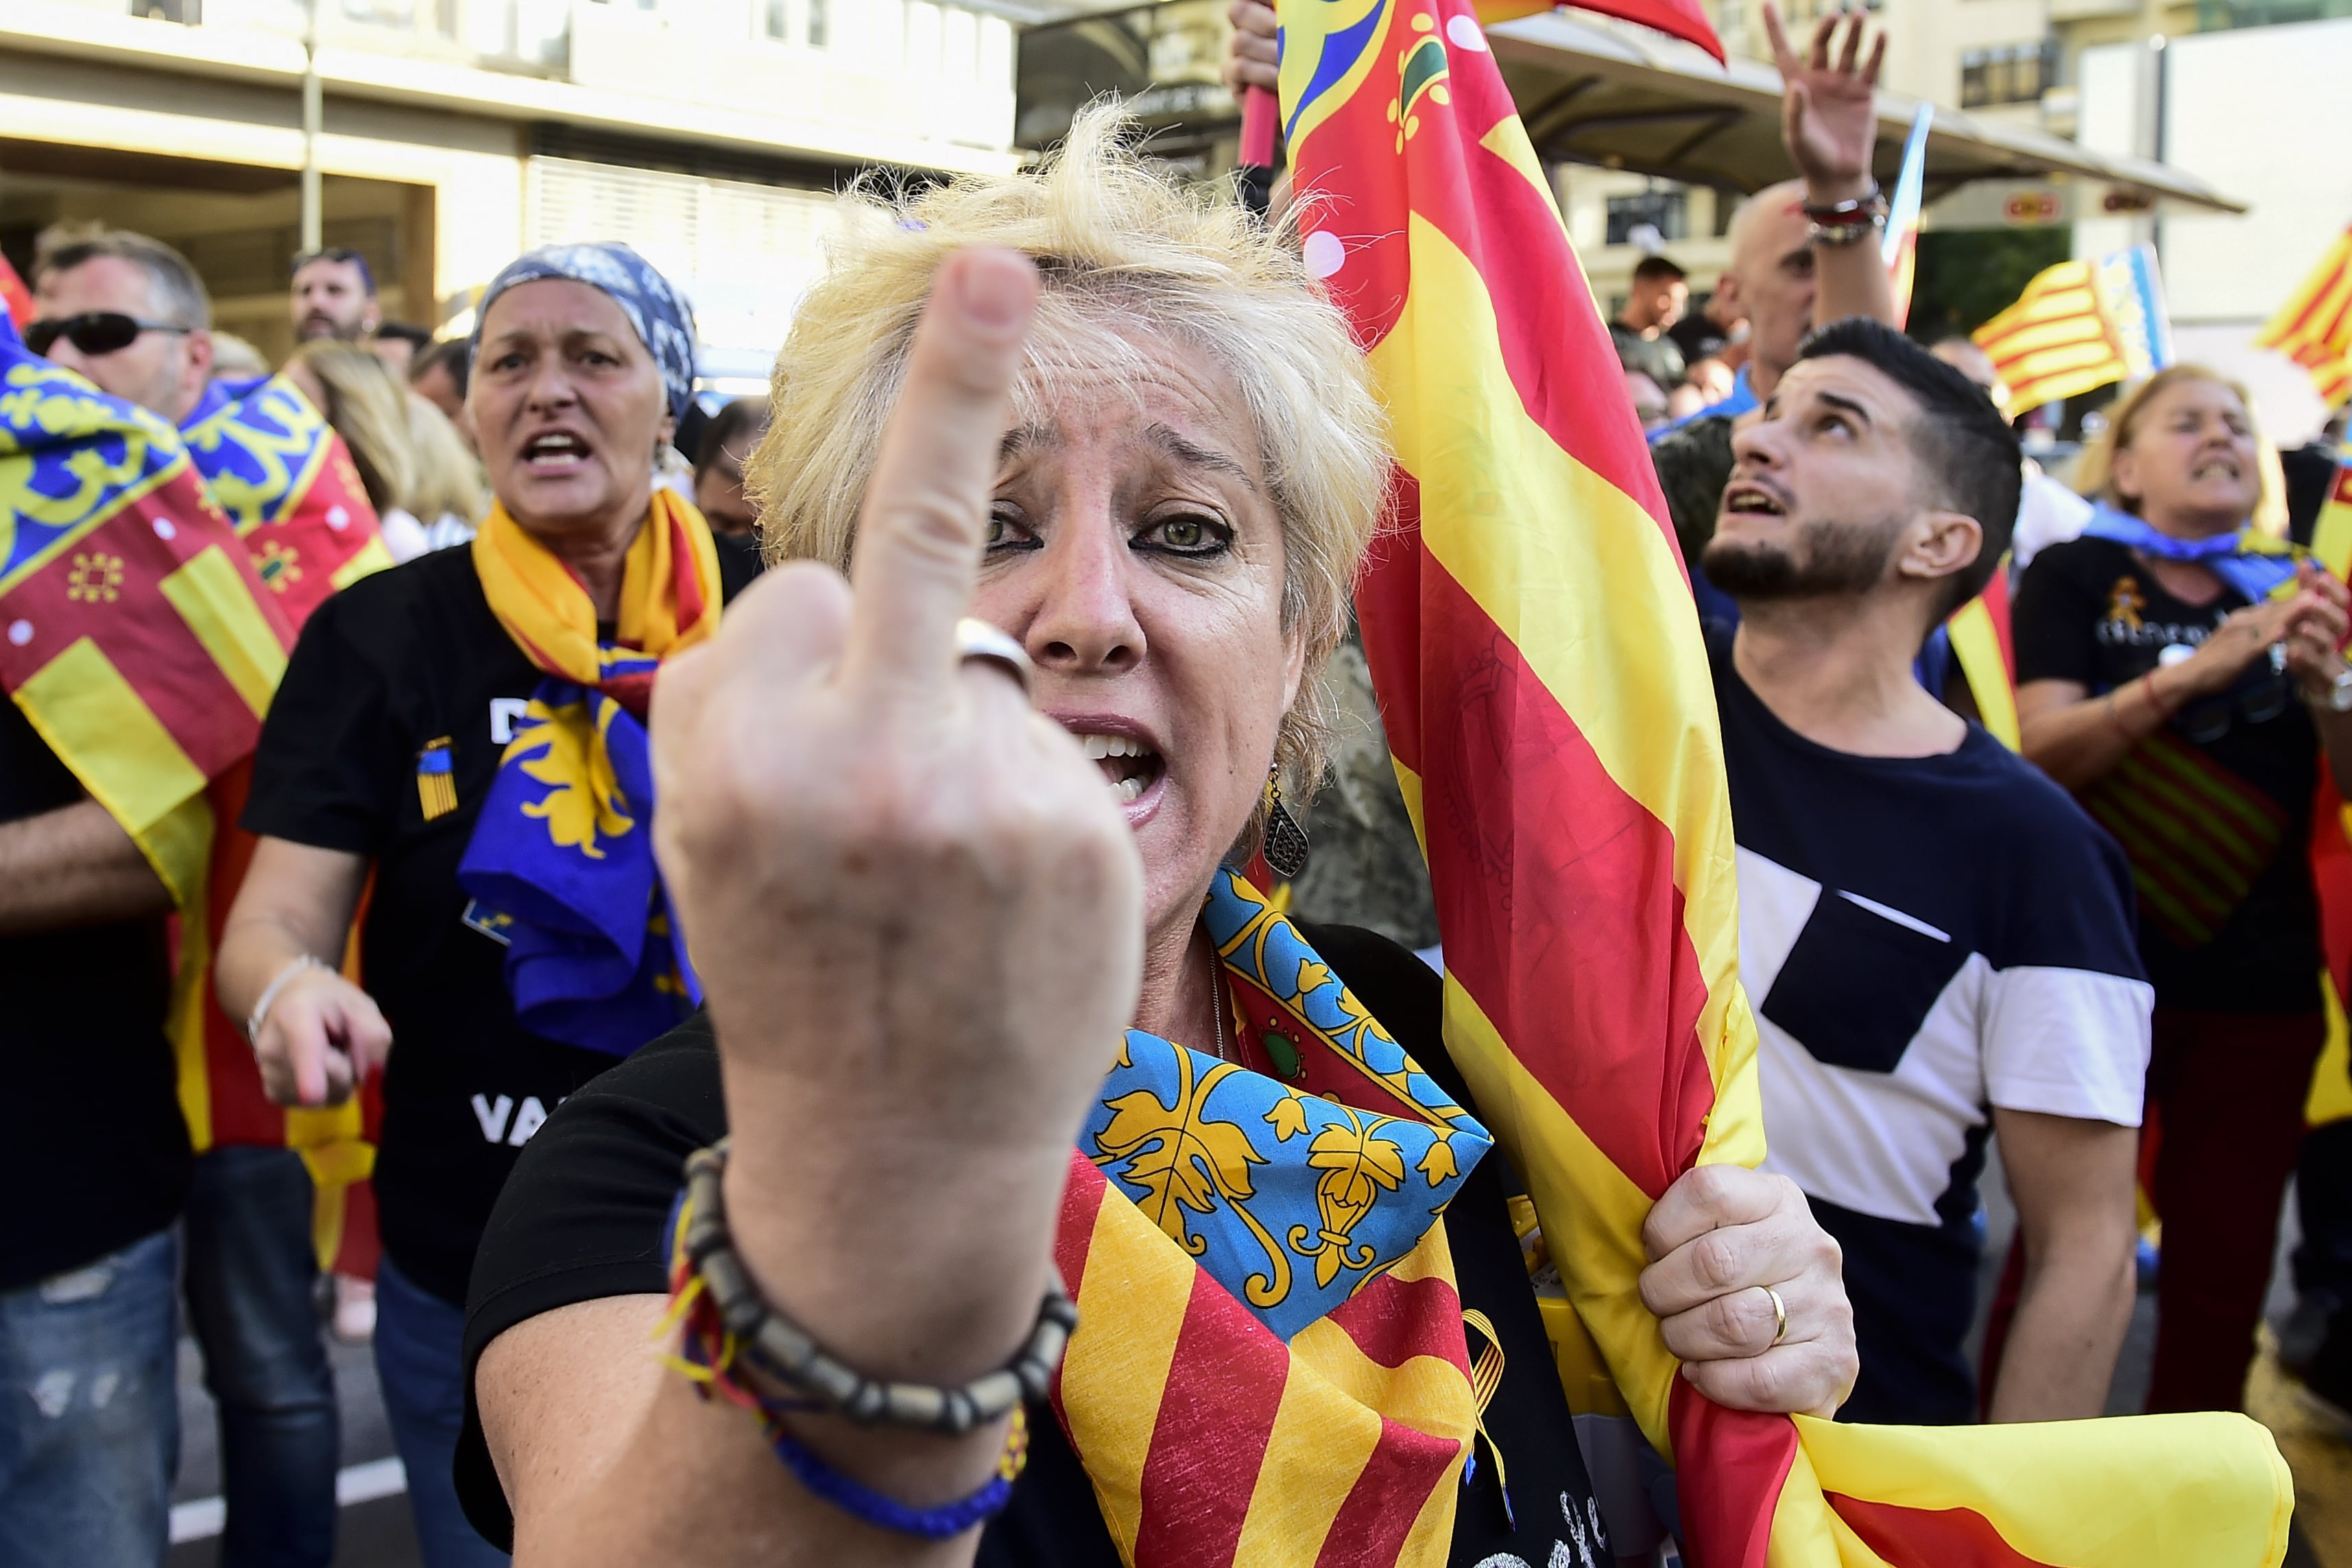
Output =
[{"x1": 1697, "y1": 319, "x2": 2151, "y2": 1424}]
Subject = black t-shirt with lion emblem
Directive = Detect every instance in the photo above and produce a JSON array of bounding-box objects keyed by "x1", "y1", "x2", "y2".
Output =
[{"x1": 2014, "y1": 535, "x2": 2319, "y2": 1013}]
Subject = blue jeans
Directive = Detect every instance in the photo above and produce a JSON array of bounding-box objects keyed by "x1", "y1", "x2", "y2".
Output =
[
  {"x1": 376, "y1": 1256, "x2": 510, "y2": 1568},
  {"x1": 0, "y1": 1228, "x2": 180, "y2": 1567},
  {"x1": 183, "y1": 1146, "x2": 339, "y2": 1567}
]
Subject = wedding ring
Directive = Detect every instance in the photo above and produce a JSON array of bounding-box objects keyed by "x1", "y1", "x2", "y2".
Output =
[
  {"x1": 954, "y1": 617, "x2": 1033, "y2": 695},
  {"x1": 1764, "y1": 1284, "x2": 1789, "y2": 1348}
]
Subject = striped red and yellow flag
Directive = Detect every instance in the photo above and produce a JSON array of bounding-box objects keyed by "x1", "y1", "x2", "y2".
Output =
[
  {"x1": 1281, "y1": 0, "x2": 2292, "y2": 1563},
  {"x1": 1972, "y1": 245, "x2": 2172, "y2": 418},
  {"x1": 1945, "y1": 568, "x2": 2018, "y2": 749},
  {"x1": 175, "y1": 374, "x2": 387, "y2": 1255},
  {"x1": 1472, "y1": 0, "x2": 1722, "y2": 58},
  {"x1": 2255, "y1": 227, "x2": 2352, "y2": 409}
]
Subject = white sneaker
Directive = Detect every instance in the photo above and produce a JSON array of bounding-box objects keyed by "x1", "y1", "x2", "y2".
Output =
[{"x1": 332, "y1": 1275, "x2": 376, "y2": 1344}]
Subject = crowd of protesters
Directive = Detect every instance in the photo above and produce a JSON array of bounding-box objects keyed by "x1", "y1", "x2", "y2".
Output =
[{"x1": 2, "y1": 1, "x2": 2350, "y2": 1564}]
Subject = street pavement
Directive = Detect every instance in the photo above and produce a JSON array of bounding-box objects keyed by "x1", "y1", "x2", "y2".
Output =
[{"x1": 168, "y1": 1329, "x2": 422, "y2": 1568}]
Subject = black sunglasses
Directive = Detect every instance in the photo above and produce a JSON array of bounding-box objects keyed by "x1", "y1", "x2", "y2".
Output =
[{"x1": 26, "y1": 311, "x2": 191, "y2": 359}]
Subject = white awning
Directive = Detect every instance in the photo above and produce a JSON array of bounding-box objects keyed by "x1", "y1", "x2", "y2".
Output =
[{"x1": 1483, "y1": 10, "x2": 2244, "y2": 215}]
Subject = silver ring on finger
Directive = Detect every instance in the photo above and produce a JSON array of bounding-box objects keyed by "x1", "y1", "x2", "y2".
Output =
[
  {"x1": 1763, "y1": 1283, "x2": 1788, "y2": 1348},
  {"x1": 954, "y1": 617, "x2": 1033, "y2": 697}
]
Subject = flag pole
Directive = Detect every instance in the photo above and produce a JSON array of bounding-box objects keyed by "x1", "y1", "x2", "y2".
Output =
[{"x1": 1238, "y1": 85, "x2": 1279, "y2": 218}]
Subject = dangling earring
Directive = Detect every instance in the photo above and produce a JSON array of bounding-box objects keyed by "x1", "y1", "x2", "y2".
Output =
[{"x1": 1262, "y1": 770, "x2": 1310, "y2": 882}]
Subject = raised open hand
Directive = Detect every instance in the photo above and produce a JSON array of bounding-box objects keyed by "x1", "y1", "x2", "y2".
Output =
[{"x1": 1763, "y1": 1, "x2": 1885, "y2": 205}]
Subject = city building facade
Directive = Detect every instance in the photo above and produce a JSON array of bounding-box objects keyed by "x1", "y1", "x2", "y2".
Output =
[{"x1": 1, "y1": 0, "x2": 1020, "y2": 377}]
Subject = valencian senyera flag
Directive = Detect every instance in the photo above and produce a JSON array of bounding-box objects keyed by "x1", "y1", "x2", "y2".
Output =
[
  {"x1": 174, "y1": 375, "x2": 391, "y2": 1267},
  {"x1": 0, "y1": 339, "x2": 293, "y2": 908},
  {"x1": 2256, "y1": 226, "x2": 2352, "y2": 409},
  {"x1": 1471, "y1": 0, "x2": 1722, "y2": 58},
  {"x1": 0, "y1": 345, "x2": 385, "y2": 1268},
  {"x1": 184, "y1": 375, "x2": 392, "y2": 625},
  {"x1": 1971, "y1": 245, "x2": 2174, "y2": 418},
  {"x1": 1277, "y1": 0, "x2": 2294, "y2": 1563}
]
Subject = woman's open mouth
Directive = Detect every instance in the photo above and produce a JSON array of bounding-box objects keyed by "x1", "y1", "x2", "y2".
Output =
[
  {"x1": 1075, "y1": 732, "x2": 1165, "y2": 806},
  {"x1": 521, "y1": 431, "x2": 592, "y2": 473}
]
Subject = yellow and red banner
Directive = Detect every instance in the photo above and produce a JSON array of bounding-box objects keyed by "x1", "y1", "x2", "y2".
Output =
[
  {"x1": 1973, "y1": 246, "x2": 2174, "y2": 418},
  {"x1": 2, "y1": 350, "x2": 381, "y2": 1265},
  {"x1": 1947, "y1": 567, "x2": 2019, "y2": 750},
  {"x1": 1280, "y1": 0, "x2": 2291, "y2": 1561},
  {"x1": 2255, "y1": 226, "x2": 2352, "y2": 410},
  {"x1": 177, "y1": 376, "x2": 390, "y2": 1255},
  {"x1": 0, "y1": 348, "x2": 292, "y2": 907},
  {"x1": 184, "y1": 375, "x2": 392, "y2": 627}
]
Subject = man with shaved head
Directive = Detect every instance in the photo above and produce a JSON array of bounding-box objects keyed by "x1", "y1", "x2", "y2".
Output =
[{"x1": 1675, "y1": 0, "x2": 1901, "y2": 426}]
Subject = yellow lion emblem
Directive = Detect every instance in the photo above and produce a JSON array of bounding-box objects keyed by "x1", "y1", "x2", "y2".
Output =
[{"x1": 509, "y1": 697, "x2": 635, "y2": 860}]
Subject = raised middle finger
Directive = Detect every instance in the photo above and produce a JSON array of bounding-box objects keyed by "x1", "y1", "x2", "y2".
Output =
[{"x1": 839, "y1": 248, "x2": 1038, "y2": 707}]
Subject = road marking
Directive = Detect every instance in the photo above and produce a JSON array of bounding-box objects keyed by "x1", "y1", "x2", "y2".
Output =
[{"x1": 169, "y1": 1456, "x2": 407, "y2": 1543}]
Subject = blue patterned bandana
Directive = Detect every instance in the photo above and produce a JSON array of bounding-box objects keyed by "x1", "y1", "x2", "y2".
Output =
[{"x1": 470, "y1": 243, "x2": 697, "y2": 422}]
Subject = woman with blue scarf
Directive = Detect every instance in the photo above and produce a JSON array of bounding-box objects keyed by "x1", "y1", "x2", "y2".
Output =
[
  {"x1": 216, "y1": 243, "x2": 755, "y2": 1566},
  {"x1": 2015, "y1": 366, "x2": 2352, "y2": 1415}
]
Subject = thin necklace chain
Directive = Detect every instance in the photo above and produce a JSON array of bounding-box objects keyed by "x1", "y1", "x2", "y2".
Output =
[{"x1": 1205, "y1": 939, "x2": 1230, "y2": 1065}]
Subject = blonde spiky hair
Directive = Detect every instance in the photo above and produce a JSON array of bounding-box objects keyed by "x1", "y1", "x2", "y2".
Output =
[{"x1": 747, "y1": 104, "x2": 1389, "y2": 806}]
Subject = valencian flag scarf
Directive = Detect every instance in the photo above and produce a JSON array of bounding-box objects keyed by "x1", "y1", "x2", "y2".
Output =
[
  {"x1": 1053, "y1": 869, "x2": 1496, "y2": 1563},
  {"x1": 1276, "y1": 0, "x2": 2294, "y2": 1562},
  {"x1": 182, "y1": 375, "x2": 392, "y2": 625},
  {"x1": 457, "y1": 490, "x2": 720, "y2": 1054}
]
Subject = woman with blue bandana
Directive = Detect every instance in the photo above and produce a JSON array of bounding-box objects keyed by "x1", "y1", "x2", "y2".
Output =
[{"x1": 215, "y1": 242, "x2": 757, "y2": 1567}]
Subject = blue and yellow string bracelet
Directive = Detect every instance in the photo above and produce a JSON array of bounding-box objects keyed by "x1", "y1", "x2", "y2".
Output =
[{"x1": 656, "y1": 1139, "x2": 1072, "y2": 1539}]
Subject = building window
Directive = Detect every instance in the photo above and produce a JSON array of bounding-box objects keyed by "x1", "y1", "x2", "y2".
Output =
[
  {"x1": 807, "y1": 0, "x2": 826, "y2": 46},
  {"x1": 2197, "y1": 0, "x2": 2352, "y2": 27},
  {"x1": 1605, "y1": 188, "x2": 1688, "y2": 248},
  {"x1": 1960, "y1": 41, "x2": 2053, "y2": 108}
]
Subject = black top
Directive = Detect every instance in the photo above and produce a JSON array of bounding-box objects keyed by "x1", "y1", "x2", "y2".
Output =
[
  {"x1": 456, "y1": 924, "x2": 1613, "y2": 1565},
  {"x1": 1707, "y1": 627, "x2": 2149, "y2": 1423},
  {"x1": 243, "y1": 543, "x2": 744, "y2": 1305},
  {"x1": 1609, "y1": 322, "x2": 1685, "y2": 391},
  {"x1": 1665, "y1": 306, "x2": 1729, "y2": 370},
  {"x1": 712, "y1": 528, "x2": 764, "y2": 596},
  {"x1": 0, "y1": 700, "x2": 189, "y2": 1289},
  {"x1": 2014, "y1": 535, "x2": 2321, "y2": 1013}
]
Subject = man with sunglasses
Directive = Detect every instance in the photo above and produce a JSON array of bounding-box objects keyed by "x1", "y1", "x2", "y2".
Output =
[
  {"x1": 291, "y1": 246, "x2": 381, "y2": 345},
  {"x1": 29, "y1": 230, "x2": 214, "y2": 425}
]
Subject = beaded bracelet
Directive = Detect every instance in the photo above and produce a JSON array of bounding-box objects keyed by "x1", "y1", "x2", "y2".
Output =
[
  {"x1": 675, "y1": 1139, "x2": 1075, "y2": 1434},
  {"x1": 657, "y1": 1143, "x2": 1070, "y2": 1538}
]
